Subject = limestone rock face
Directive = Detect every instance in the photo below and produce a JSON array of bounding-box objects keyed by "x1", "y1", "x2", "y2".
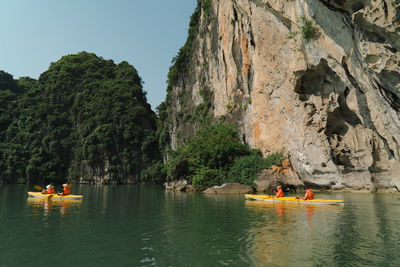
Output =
[
  {"x1": 166, "y1": 0, "x2": 400, "y2": 190},
  {"x1": 73, "y1": 160, "x2": 139, "y2": 184},
  {"x1": 203, "y1": 183, "x2": 253, "y2": 194},
  {"x1": 255, "y1": 169, "x2": 302, "y2": 193}
]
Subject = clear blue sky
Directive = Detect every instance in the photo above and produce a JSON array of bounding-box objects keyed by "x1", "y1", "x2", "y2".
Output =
[{"x1": 0, "y1": 0, "x2": 197, "y2": 110}]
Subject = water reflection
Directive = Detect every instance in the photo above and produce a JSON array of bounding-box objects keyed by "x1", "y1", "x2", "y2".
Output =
[
  {"x1": 2, "y1": 185, "x2": 400, "y2": 266},
  {"x1": 244, "y1": 200, "x2": 344, "y2": 266},
  {"x1": 26, "y1": 197, "x2": 82, "y2": 216}
]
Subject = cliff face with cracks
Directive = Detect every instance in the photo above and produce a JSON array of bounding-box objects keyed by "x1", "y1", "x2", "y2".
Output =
[{"x1": 165, "y1": 0, "x2": 400, "y2": 190}]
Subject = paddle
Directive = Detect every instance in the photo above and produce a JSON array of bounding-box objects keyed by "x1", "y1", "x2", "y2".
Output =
[{"x1": 34, "y1": 185, "x2": 43, "y2": 191}]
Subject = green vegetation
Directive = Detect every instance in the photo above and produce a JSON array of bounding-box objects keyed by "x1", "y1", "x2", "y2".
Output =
[
  {"x1": 227, "y1": 150, "x2": 282, "y2": 187},
  {"x1": 202, "y1": 0, "x2": 213, "y2": 16},
  {"x1": 226, "y1": 97, "x2": 234, "y2": 112},
  {"x1": 191, "y1": 87, "x2": 212, "y2": 124},
  {"x1": 141, "y1": 161, "x2": 167, "y2": 184},
  {"x1": 165, "y1": 124, "x2": 247, "y2": 187},
  {"x1": 166, "y1": 3, "x2": 201, "y2": 90},
  {"x1": 0, "y1": 52, "x2": 160, "y2": 184},
  {"x1": 299, "y1": 16, "x2": 320, "y2": 42},
  {"x1": 164, "y1": 124, "x2": 286, "y2": 190},
  {"x1": 286, "y1": 16, "x2": 320, "y2": 43}
]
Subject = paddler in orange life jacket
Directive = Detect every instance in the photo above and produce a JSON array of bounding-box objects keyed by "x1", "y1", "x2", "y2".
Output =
[
  {"x1": 59, "y1": 183, "x2": 71, "y2": 196},
  {"x1": 302, "y1": 187, "x2": 314, "y2": 200},
  {"x1": 42, "y1": 184, "x2": 55, "y2": 194},
  {"x1": 274, "y1": 185, "x2": 284, "y2": 198}
]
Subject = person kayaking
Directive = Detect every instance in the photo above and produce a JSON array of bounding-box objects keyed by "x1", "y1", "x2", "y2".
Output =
[
  {"x1": 296, "y1": 187, "x2": 315, "y2": 200},
  {"x1": 58, "y1": 183, "x2": 71, "y2": 196},
  {"x1": 273, "y1": 185, "x2": 284, "y2": 198},
  {"x1": 302, "y1": 187, "x2": 314, "y2": 200},
  {"x1": 42, "y1": 184, "x2": 55, "y2": 194}
]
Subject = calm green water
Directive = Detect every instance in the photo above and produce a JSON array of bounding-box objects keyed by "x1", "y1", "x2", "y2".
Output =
[{"x1": 1, "y1": 185, "x2": 400, "y2": 266}]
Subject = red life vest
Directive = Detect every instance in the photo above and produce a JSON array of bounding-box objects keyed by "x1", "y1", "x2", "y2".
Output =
[
  {"x1": 46, "y1": 188, "x2": 55, "y2": 194},
  {"x1": 275, "y1": 188, "x2": 284, "y2": 198},
  {"x1": 304, "y1": 189, "x2": 314, "y2": 200},
  {"x1": 63, "y1": 187, "x2": 71, "y2": 195}
]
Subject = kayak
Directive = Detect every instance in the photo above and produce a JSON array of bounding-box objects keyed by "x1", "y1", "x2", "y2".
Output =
[
  {"x1": 27, "y1": 192, "x2": 83, "y2": 200},
  {"x1": 27, "y1": 197, "x2": 82, "y2": 206},
  {"x1": 245, "y1": 194, "x2": 344, "y2": 205}
]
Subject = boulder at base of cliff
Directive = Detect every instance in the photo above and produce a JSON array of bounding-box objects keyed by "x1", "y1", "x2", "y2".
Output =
[
  {"x1": 164, "y1": 179, "x2": 188, "y2": 191},
  {"x1": 203, "y1": 183, "x2": 253, "y2": 194},
  {"x1": 255, "y1": 169, "x2": 302, "y2": 193}
]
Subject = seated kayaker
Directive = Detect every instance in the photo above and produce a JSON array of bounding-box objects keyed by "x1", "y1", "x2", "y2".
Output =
[
  {"x1": 274, "y1": 185, "x2": 284, "y2": 198},
  {"x1": 42, "y1": 184, "x2": 55, "y2": 194},
  {"x1": 296, "y1": 187, "x2": 314, "y2": 200},
  {"x1": 302, "y1": 187, "x2": 314, "y2": 200},
  {"x1": 58, "y1": 183, "x2": 71, "y2": 196}
]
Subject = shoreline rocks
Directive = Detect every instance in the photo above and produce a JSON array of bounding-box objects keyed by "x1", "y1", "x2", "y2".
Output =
[
  {"x1": 203, "y1": 183, "x2": 253, "y2": 194},
  {"x1": 164, "y1": 179, "x2": 188, "y2": 191}
]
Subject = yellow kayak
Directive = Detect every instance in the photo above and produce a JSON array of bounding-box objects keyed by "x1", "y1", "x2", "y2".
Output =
[
  {"x1": 245, "y1": 194, "x2": 344, "y2": 205},
  {"x1": 27, "y1": 192, "x2": 83, "y2": 200}
]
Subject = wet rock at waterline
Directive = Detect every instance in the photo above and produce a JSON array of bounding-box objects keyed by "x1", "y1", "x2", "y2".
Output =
[
  {"x1": 164, "y1": 179, "x2": 188, "y2": 191},
  {"x1": 203, "y1": 183, "x2": 253, "y2": 194}
]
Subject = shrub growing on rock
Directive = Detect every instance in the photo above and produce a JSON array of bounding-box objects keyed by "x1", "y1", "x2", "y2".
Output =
[
  {"x1": 228, "y1": 150, "x2": 286, "y2": 187},
  {"x1": 165, "y1": 123, "x2": 288, "y2": 190}
]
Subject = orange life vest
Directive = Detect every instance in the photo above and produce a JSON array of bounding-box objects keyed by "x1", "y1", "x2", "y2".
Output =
[
  {"x1": 46, "y1": 188, "x2": 55, "y2": 194},
  {"x1": 63, "y1": 187, "x2": 71, "y2": 195},
  {"x1": 275, "y1": 188, "x2": 284, "y2": 198},
  {"x1": 304, "y1": 189, "x2": 314, "y2": 200}
]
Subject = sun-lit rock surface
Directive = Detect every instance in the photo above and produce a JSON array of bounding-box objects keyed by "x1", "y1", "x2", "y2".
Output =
[{"x1": 167, "y1": 0, "x2": 400, "y2": 190}]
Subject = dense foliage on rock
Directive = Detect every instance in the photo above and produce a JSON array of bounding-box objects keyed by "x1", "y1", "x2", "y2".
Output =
[
  {"x1": 0, "y1": 52, "x2": 160, "y2": 184},
  {"x1": 165, "y1": 124, "x2": 285, "y2": 189}
]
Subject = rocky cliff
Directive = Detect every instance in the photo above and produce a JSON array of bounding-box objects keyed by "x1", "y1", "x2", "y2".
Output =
[{"x1": 163, "y1": 0, "x2": 400, "y2": 190}]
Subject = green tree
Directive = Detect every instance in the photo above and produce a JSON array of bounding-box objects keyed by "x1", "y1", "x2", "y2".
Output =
[{"x1": 165, "y1": 123, "x2": 248, "y2": 189}]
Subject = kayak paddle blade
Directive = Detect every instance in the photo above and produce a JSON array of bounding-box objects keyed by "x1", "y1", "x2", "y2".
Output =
[{"x1": 34, "y1": 185, "x2": 42, "y2": 191}]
